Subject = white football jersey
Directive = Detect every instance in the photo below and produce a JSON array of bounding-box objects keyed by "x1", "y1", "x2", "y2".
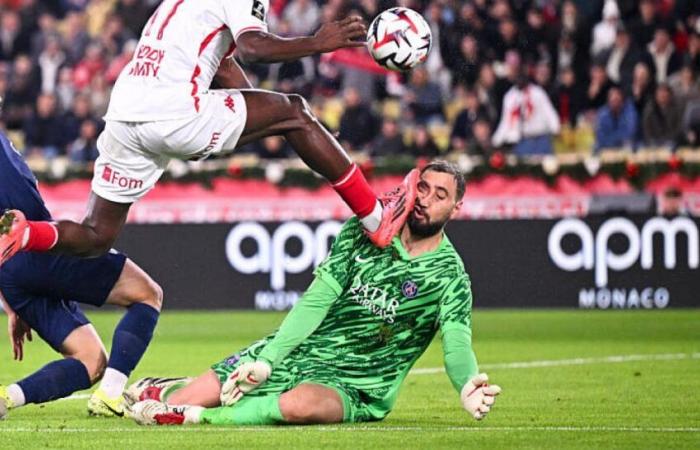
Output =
[{"x1": 105, "y1": 0, "x2": 269, "y2": 122}]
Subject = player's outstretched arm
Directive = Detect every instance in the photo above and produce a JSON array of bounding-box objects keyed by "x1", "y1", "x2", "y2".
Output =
[{"x1": 236, "y1": 16, "x2": 366, "y2": 64}]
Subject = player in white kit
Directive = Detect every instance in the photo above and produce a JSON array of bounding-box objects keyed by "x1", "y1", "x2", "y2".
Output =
[{"x1": 0, "y1": 0, "x2": 418, "y2": 266}]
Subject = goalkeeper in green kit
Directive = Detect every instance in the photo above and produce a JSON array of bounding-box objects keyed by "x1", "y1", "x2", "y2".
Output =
[{"x1": 127, "y1": 161, "x2": 501, "y2": 426}]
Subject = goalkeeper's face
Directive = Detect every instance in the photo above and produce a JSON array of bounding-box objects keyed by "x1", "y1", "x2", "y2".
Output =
[{"x1": 408, "y1": 170, "x2": 463, "y2": 238}]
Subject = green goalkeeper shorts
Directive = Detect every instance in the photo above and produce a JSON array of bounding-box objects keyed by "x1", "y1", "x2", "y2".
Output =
[{"x1": 211, "y1": 339, "x2": 379, "y2": 423}]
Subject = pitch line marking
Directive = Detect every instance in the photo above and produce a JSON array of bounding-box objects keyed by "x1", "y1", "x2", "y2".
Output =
[
  {"x1": 58, "y1": 352, "x2": 700, "y2": 402},
  {"x1": 410, "y1": 352, "x2": 700, "y2": 375},
  {"x1": 0, "y1": 426, "x2": 698, "y2": 433}
]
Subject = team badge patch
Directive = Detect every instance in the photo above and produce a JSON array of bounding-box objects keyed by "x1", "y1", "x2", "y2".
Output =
[
  {"x1": 251, "y1": 0, "x2": 266, "y2": 21},
  {"x1": 225, "y1": 353, "x2": 241, "y2": 366},
  {"x1": 402, "y1": 280, "x2": 419, "y2": 298}
]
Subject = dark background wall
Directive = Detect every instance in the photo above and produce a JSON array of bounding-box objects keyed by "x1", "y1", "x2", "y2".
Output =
[{"x1": 115, "y1": 215, "x2": 699, "y2": 310}]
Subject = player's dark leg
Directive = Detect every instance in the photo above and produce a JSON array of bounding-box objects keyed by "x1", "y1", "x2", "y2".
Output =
[
  {"x1": 237, "y1": 90, "x2": 418, "y2": 247},
  {"x1": 0, "y1": 193, "x2": 130, "y2": 266},
  {"x1": 2, "y1": 324, "x2": 105, "y2": 411},
  {"x1": 88, "y1": 259, "x2": 162, "y2": 415}
]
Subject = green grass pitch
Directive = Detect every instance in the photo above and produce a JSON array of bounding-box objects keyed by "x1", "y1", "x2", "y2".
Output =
[{"x1": 0, "y1": 310, "x2": 698, "y2": 449}]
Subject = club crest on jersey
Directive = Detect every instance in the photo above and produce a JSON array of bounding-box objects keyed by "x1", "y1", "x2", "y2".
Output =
[
  {"x1": 401, "y1": 280, "x2": 419, "y2": 298},
  {"x1": 225, "y1": 353, "x2": 241, "y2": 366},
  {"x1": 251, "y1": 0, "x2": 266, "y2": 21}
]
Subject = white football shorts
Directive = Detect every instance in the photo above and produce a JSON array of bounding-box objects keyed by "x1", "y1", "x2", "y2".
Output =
[{"x1": 92, "y1": 89, "x2": 247, "y2": 203}]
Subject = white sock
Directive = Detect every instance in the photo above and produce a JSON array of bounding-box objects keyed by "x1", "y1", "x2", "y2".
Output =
[
  {"x1": 99, "y1": 368, "x2": 128, "y2": 398},
  {"x1": 359, "y1": 201, "x2": 382, "y2": 233},
  {"x1": 7, "y1": 384, "x2": 26, "y2": 407},
  {"x1": 184, "y1": 406, "x2": 204, "y2": 424}
]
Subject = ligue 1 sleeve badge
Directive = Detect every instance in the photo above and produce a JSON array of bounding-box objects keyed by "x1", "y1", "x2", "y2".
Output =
[{"x1": 402, "y1": 280, "x2": 419, "y2": 298}]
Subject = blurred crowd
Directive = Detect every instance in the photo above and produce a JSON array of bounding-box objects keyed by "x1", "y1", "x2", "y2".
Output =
[{"x1": 2, "y1": 0, "x2": 700, "y2": 168}]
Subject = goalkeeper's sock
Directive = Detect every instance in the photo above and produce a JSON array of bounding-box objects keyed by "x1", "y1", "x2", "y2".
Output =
[
  {"x1": 17, "y1": 358, "x2": 91, "y2": 404},
  {"x1": 104, "y1": 303, "x2": 160, "y2": 397},
  {"x1": 200, "y1": 395, "x2": 284, "y2": 425}
]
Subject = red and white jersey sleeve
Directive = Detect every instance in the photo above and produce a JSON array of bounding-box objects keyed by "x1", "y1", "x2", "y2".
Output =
[
  {"x1": 105, "y1": 0, "x2": 269, "y2": 123},
  {"x1": 222, "y1": 0, "x2": 270, "y2": 42}
]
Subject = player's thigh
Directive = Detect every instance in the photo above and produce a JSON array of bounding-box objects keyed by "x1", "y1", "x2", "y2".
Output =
[
  {"x1": 279, "y1": 383, "x2": 344, "y2": 424},
  {"x1": 105, "y1": 258, "x2": 162, "y2": 311},
  {"x1": 60, "y1": 323, "x2": 108, "y2": 383},
  {"x1": 167, "y1": 369, "x2": 222, "y2": 408},
  {"x1": 237, "y1": 89, "x2": 304, "y2": 144}
]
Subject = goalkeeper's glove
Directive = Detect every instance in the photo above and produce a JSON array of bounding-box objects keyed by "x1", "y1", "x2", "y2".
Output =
[
  {"x1": 220, "y1": 360, "x2": 272, "y2": 406},
  {"x1": 460, "y1": 373, "x2": 501, "y2": 420}
]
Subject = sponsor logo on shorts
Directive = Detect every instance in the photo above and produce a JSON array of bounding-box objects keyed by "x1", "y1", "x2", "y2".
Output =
[
  {"x1": 205, "y1": 132, "x2": 222, "y2": 153},
  {"x1": 401, "y1": 280, "x2": 418, "y2": 298},
  {"x1": 224, "y1": 95, "x2": 236, "y2": 112},
  {"x1": 102, "y1": 165, "x2": 143, "y2": 190}
]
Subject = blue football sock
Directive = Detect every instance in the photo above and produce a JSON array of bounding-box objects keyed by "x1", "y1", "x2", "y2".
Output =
[
  {"x1": 107, "y1": 303, "x2": 159, "y2": 377},
  {"x1": 17, "y1": 358, "x2": 91, "y2": 404}
]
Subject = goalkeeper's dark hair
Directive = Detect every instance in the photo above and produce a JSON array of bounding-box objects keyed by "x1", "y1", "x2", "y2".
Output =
[{"x1": 420, "y1": 160, "x2": 466, "y2": 201}]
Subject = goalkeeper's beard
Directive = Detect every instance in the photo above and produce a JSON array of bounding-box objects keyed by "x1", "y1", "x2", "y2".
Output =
[{"x1": 407, "y1": 208, "x2": 448, "y2": 238}]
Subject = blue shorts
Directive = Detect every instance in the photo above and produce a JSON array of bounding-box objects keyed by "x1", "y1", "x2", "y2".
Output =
[{"x1": 0, "y1": 251, "x2": 127, "y2": 351}]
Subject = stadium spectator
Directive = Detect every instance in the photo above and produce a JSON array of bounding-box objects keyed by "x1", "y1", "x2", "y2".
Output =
[
  {"x1": 73, "y1": 42, "x2": 105, "y2": 90},
  {"x1": 595, "y1": 86, "x2": 638, "y2": 151},
  {"x1": 669, "y1": 62, "x2": 700, "y2": 113},
  {"x1": 282, "y1": 0, "x2": 321, "y2": 36},
  {"x1": 37, "y1": 35, "x2": 65, "y2": 95},
  {"x1": 629, "y1": 62, "x2": 656, "y2": 113},
  {"x1": 370, "y1": 119, "x2": 405, "y2": 157},
  {"x1": 642, "y1": 84, "x2": 682, "y2": 147},
  {"x1": 646, "y1": 26, "x2": 683, "y2": 83},
  {"x1": 67, "y1": 117, "x2": 100, "y2": 162},
  {"x1": 255, "y1": 136, "x2": 292, "y2": 160},
  {"x1": 492, "y1": 73, "x2": 561, "y2": 155},
  {"x1": 591, "y1": 0, "x2": 621, "y2": 57},
  {"x1": 657, "y1": 187, "x2": 686, "y2": 216},
  {"x1": 467, "y1": 119, "x2": 497, "y2": 157},
  {"x1": 30, "y1": 12, "x2": 59, "y2": 59},
  {"x1": 2, "y1": 55, "x2": 40, "y2": 130},
  {"x1": 338, "y1": 87, "x2": 378, "y2": 152},
  {"x1": 60, "y1": 11, "x2": 90, "y2": 66},
  {"x1": 403, "y1": 67, "x2": 444, "y2": 125},
  {"x1": 407, "y1": 125, "x2": 440, "y2": 158},
  {"x1": 63, "y1": 93, "x2": 98, "y2": 145},
  {"x1": 0, "y1": 10, "x2": 29, "y2": 61},
  {"x1": 23, "y1": 93, "x2": 65, "y2": 158},
  {"x1": 55, "y1": 67, "x2": 76, "y2": 112},
  {"x1": 584, "y1": 63, "x2": 612, "y2": 113},
  {"x1": 451, "y1": 34, "x2": 484, "y2": 89},
  {"x1": 554, "y1": 67, "x2": 585, "y2": 127},
  {"x1": 600, "y1": 25, "x2": 642, "y2": 87},
  {"x1": 451, "y1": 89, "x2": 490, "y2": 151},
  {"x1": 626, "y1": 0, "x2": 659, "y2": 47},
  {"x1": 558, "y1": 1, "x2": 591, "y2": 82}
]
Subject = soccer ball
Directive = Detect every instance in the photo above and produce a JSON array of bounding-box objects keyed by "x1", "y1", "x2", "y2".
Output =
[{"x1": 366, "y1": 7, "x2": 432, "y2": 71}]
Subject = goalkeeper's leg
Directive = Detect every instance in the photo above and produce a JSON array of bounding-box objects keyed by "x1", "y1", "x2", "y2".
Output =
[
  {"x1": 198, "y1": 384, "x2": 344, "y2": 425},
  {"x1": 130, "y1": 383, "x2": 345, "y2": 425}
]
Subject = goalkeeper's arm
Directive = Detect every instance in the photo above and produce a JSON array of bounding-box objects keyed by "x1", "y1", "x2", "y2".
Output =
[{"x1": 257, "y1": 276, "x2": 337, "y2": 366}]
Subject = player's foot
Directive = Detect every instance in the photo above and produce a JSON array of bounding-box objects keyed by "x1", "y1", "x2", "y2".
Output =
[
  {"x1": 366, "y1": 169, "x2": 420, "y2": 248},
  {"x1": 123, "y1": 377, "x2": 192, "y2": 407},
  {"x1": 87, "y1": 389, "x2": 125, "y2": 418},
  {"x1": 127, "y1": 400, "x2": 201, "y2": 426},
  {"x1": 0, "y1": 210, "x2": 28, "y2": 267},
  {"x1": 0, "y1": 385, "x2": 14, "y2": 420}
]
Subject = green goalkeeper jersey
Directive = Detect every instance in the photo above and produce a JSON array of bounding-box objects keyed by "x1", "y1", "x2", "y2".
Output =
[{"x1": 250, "y1": 217, "x2": 477, "y2": 420}]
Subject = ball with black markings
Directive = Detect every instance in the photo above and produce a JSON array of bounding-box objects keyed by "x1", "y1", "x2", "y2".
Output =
[{"x1": 366, "y1": 7, "x2": 432, "y2": 72}]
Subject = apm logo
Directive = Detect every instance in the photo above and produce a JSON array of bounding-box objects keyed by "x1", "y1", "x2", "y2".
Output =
[
  {"x1": 225, "y1": 221, "x2": 342, "y2": 289},
  {"x1": 548, "y1": 217, "x2": 699, "y2": 287}
]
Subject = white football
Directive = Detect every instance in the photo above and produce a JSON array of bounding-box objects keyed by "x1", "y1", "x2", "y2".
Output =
[{"x1": 367, "y1": 7, "x2": 432, "y2": 71}]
